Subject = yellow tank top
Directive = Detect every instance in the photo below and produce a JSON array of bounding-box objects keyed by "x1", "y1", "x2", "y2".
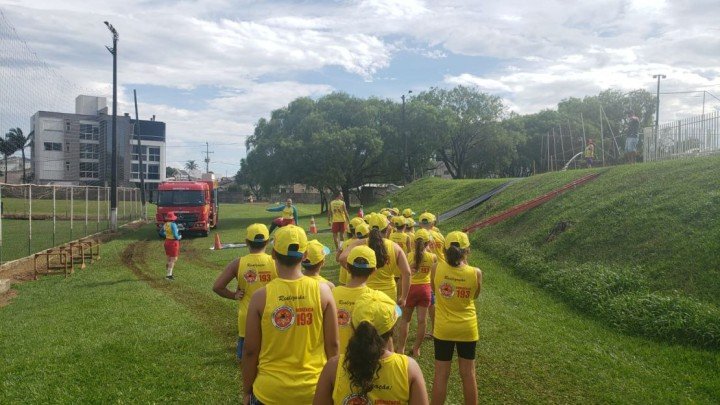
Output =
[
  {"x1": 408, "y1": 251, "x2": 435, "y2": 285},
  {"x1": 389, "y1": 231, "x2": 410, "y2": 254},
  {"x1": 307, "y1": 274, "x2": 332, "y2": 286},
  {"x1": 282, "y1": 206, "x2": 294, "y2": 219},
  {"x1": 338, "y1": 237, "x2": 356, "y2": 285},
  {"x1": 253, "y1": 277, "x2": 325, "y2": 404},
  {"x1": 332, "y1": 353, "x2": 410, "y2": 404},
  {"x1": 330, "y1": 199, "x2": 347, "y2": 223},
  {"x1": 332, "y1": 285, "x2": 372, "y2": 355},
  {"x1": 429, "y1": 229, "x2": 446, "y2": 262},
  {"x1": 365, "y1": 239, "x2": 398, "y2": 300},
  {"x1": 164, "y1": 222, "x2": 175, "y2": 240},
  {"x1": 237, "y1": 253, "x2": 277, "y2": 337},
  {"x1": 433, "y1": 261, "x2": 479, "y2": 342}
]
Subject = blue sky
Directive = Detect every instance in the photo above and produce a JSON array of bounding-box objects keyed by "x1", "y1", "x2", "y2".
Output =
[{"x1": 3, "y1": 0, "x2": 720, "y2": 176}]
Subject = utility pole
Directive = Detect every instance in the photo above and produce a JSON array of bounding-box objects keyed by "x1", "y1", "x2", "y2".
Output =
[
  {"x1": 133, "y1": 89, "x2": 146, "y2": 220},
  {"x1": 105, "y1": 21, "x2": 119, "y2": 230},
  {"x1": 204, "y1": 142, "x2": 213, "y2": 173},
  {"x1": 653, "y1": 74, "x2": 666, "y2": 159},
  {"x1": 401, "y1": 90, "x2": 412, "y2": 183}
]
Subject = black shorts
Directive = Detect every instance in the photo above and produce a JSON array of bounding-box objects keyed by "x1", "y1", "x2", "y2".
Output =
[{"x1": 434, "y1": 338, "x2": 477, "y2": 361}]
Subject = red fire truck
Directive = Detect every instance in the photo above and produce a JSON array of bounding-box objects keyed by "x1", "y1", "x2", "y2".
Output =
[{"x1": 155, "y1": 174, "x2": 219, "y2": 237}]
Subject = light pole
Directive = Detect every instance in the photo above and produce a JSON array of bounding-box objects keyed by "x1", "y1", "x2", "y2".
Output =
[
  {"x1": 105, "y1": 21, "x2": 118, "y2": 230},
  {"x1": 401, "y1": 90, "x2": 412, "y2": 183},
  {"x1": 653, "y1": 74, "x2": 666, "y2": 160}
]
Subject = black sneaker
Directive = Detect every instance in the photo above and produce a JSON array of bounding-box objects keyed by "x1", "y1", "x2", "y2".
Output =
[{"x1": 165, "y1": 275, "x2": 174, "y2": 281}]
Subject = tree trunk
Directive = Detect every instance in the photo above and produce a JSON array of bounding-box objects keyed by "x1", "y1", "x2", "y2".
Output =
[
  {"x1": 342, "y1": 184, "x2": 351, "y2": 209},
  {"x1": 319, "y1": 191, "x2": 326, "y2": 214}
]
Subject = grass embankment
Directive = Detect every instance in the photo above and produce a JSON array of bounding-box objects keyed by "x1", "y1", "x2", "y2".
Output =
[{"x1": 1, "y1": 200, "x2": 719, "y2": 402}]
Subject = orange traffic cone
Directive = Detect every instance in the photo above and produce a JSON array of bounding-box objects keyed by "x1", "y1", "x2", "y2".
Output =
[
  {"x1": 214, "y1": 233, "x2": 222, "y2": 250},
  {"x1": 309, "y1": 216, "x2": 318, "y2": 234}
]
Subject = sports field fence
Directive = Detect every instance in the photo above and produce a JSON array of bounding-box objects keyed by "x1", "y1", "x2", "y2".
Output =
[
  {"x1": 643, "y1": 111, "x2": 720, "y2": 162},
  {"x1": 0, "y1": 183, "x2": 143, "y2": 265}
]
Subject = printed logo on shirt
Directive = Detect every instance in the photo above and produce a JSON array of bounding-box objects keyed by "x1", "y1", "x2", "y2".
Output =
[
  {"x1": 243, "y1": 270, "x2": 257, "y2": 283},
  {"x1": 271, "y1": 305, "x2": 295, "y2": 331},
  {"x1": 439, "y1": 282, "x2": 454, "y2": 298},
  {"x1": 337, "y1": 309, "x2": 351, "y2": 327},
  {"x1": 343, "y1": 394, "x2": 370, "y2": 405}
]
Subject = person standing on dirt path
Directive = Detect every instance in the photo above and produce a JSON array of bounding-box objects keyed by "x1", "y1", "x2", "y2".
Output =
[
  {"x1": 431, "y1": 231, "x2": 482, "y2": 405},
  {"x1": 625, "y1": 111, "x2": 641, "y2": 164},
  {"x1": 328, "y1": 192, "x2": 350, "y2": 251},
  {"x1": 584, "y1": 139, "x2": 595, "y2": 168},
  {"x1": 158, "y1": 212, "x2": 181, "y2": 280},
  {"x1": 267, "y1": 198, "x2": 299, "y2": 234},
  {"x1": 243, "y1": 225, "x2": 338, "y2": 405},
  {"x1": 212, "y1": 223, "x2": 276, "y2": 361}
]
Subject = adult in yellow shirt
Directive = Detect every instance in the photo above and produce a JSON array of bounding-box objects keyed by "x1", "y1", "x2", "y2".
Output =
[
  {"x1": 213, "y1": 224, "x2": 277, "y2": 360},
  {"x1": 431, "y1": 231, "x2": 482, "y2": 405},
  {"x1": 243, "y1": 225, "x2": 339, "y2": 404},
  {"x1": 397, "y1": 229, "x2": 437, "y2": 357},
  {"x1": 328, "y1": 192, "x2": 350, "y2": 250},
  {"x1": 332, "y1": 245, "x2": 374, "y2": 355},
  {"x1": 313, "y1": 289, "x2": 429, "y2": 405}
]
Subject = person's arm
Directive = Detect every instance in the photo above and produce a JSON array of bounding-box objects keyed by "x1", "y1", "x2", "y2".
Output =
[
  {"x1": 212, "y1": 258, "x2": 243, "y2": 300},
  {"x1": 293, "y1": 206, "x2": 299, "y2": 225},
  {"x1": 266, "y1": 205, "x2": 283, "y2": 212},
  {"x1": 474, "y1": 268, "x2": 483, "y2": 299},
  {"x1": 407, "y1": 357, "x2": 429, "y2": 405},
  {"x1": 242, "y1": 288, "x2": 266, "y2": 403},
  {"x1": 430, "y1": 264, "x2": 437, "y2": 293},
  {"x1": 319, "y1": 283, "x2": 339, "y2": 358},
  {"x1": 338, "y1": 238, "x2": 364, "y2": 267},
  {"x1": 312, "y1": 355, "x2": 339, "y2": 405},
  {"x1": 393, "y1": 243, "x2": 411, "y2": 307},
  {"x1": 170, "y1": 222, "x2": 182, "y2": 240},
  {"x1": 159, "y1": 226, "x2": 166, "y2": 238},
  {"x1": 405, "y1": 235, "x2": 411, "y2": 255}
]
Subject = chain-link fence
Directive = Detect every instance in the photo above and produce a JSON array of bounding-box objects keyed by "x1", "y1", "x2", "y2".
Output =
[
  {"x1": 0, "y1": 184, "x2": 142, "y2": 264},
  {"x1": 643, "y1": 111, "x2": 720, "y2": 162}
]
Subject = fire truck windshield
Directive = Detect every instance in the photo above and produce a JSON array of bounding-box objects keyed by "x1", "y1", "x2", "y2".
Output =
[{"x1": 157, "y1": 190, "x2": 205, "y2": 206}]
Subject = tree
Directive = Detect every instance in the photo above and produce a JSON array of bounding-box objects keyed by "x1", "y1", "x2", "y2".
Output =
[
  {"x1": 0, "y1": 134, "x2": 19, "y2": 183},
  {"x1": 184, "y1": 160, "x2": 198, "y2": 171},
  {"x1": 7, "y1": 128, "x2": 29, "y2": 183},
  {"x1": 165, "y1": 167, "x2": 179, "y2": 178}
]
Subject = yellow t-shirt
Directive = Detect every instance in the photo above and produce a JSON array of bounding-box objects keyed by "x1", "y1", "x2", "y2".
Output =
[
  {"x1": 307, "y1": 274, "x2": 332, "y2": 286},
  {"x1": 330, "y1": 199, "x2": 347, "y2": 223},
  {"x1": 332, "y1": 353, "x2": 410, "y2": 404},
  {"x1": 163, "y1": 222, "x2": 175, "y2": 240},
  {"x1": 282, "y1": 206, "x2": 294, "y2": 220},
  {"x1": 365, "y1": 239, "x2": 398, "y2": 300},
  {"x1": 237, "y1": 253, "x2": 277, "y2": 337},
  {"x1": 433, "y1": 261, "x2": 479, "y2": 342},
  {"x1": 332, "y1": 285, "x2": 372, "y2": 355},
  {"x1": 338, "y1": 237, "x2": 357, "y2": 285},
  {"x1": 408, "y1": 251, "x2": 436, "y2": 285},
  {"x1": 389, "y1": 231, "x2": 411, "y2": 254},
  {"x1": 429, "y1": 229, "x2": 446, "y2": 262},
  {"x1": 253, "y1": 277, "x2": 325, "y2": 404}
]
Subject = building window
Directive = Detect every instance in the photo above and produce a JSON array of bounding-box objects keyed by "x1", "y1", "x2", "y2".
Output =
[
  {"x1": 148, "y1": 147, "x2": 160, "y2": 162},
  {"x1": 131, "y1": 163, "x2": 160, "y2": 180},
  {"x1": 148, "y1": 164, "x2": 160, "y2": 180},
  {"x1": 80, "y1": 143, "x2": 99, "y2": 160},
  {"x1": 44, "y1": 142, "x2": 62, "y2": 151},
  {"x1": 65, "y1": 161, "x2": 70, "y2": 171},
  {"x1": 132, "y1": 145, "x2": 141, "y2": 161},
  {"x1": 79, "y1": 124, "x2": 99, "y2": 140},
  {"x1": 65, "y1": 120, "x2": 71, "y2": 132},
  {"x1": 66, "y1": 143, "x2": 70, "y2": 152},
  {"x1": 79, "y1": 162, "x2": 99, "y2": 179}
]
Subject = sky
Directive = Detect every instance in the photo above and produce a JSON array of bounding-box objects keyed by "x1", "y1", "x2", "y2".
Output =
[{"x1": 2, "y1": 0, "x2": 720, "y2": 176}]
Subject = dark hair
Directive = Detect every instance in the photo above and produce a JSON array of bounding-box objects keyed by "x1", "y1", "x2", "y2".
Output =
[
  {"x1": 445, "y1": 244, "x2": 467, "y2": 267},
  {"x1": 346, "y1": 227, "x2": 355, "y2": 238},
  {"x1": 301, "y1": 261, "x2": 323, "y2": 273},
  {"x1": 368, "y1": 228, "x2": 389, "y2": 267},
  {"x1": 412, "y1": 238, "x2": 426, "y2": 273},
  {"x1": 273, "y1": 250, "x2": 304, "y2": 267},
  {"x1": 348, "y1": 257, "x2": 374, "y2": 278},
  {"x1": 394, "y1": 223, "x2": 405, "y2": 232},
  {"x1": 246, "y1": 239, "x2": 269, "y2": 251},
  {"x1": 344, "y1": 321, "x2": 394, "y2": 397}
]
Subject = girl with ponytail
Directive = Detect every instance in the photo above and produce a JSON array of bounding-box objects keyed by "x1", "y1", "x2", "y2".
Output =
[
  {"x1": 313, "y1": 289, "x2": 429, "y2": 405},
  {"x1": 397, "y1": 229, "x2": 436, "y2": 357},
  {"x1": 431, "y1": 231, "x2": 482, "y2": 405}
]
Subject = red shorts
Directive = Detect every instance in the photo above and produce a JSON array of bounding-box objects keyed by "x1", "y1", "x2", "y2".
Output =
[
  {"x1": 331, "y1": 222, "x2": 346, "y2": 233},
  {"x1": 406, "y1": 284, "x2": 431, "y2": 308},
  {"x1": 164, "y1": 239, "x2": 180, "y2": 257},
  {"x1": 272, "y1": 218, "x2": 295, "y2": 227}
]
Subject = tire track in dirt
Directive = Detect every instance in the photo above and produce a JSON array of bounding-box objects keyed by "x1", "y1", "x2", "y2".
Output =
[{"x1": 121, "y1": 240, "x2": 236, "y2": 345}]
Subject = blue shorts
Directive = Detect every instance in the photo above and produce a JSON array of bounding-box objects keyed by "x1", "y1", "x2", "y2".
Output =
[
  {"x1": 236, "y1": 337, "x2": 245, "y2": 359},
  {"x1": 431, "y1": 291, "x2": 436, "y2": 305},
  {"x1": 625, "y1": 137, "x2": 638, "y2": 153}
]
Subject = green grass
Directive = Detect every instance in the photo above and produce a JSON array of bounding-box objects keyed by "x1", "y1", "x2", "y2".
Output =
[{"x1": 1, "y1": 198, "x2": 719, "y2": 402}]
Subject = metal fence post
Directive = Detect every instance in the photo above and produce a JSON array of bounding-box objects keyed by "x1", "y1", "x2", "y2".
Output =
[
  {"x1": 85, "y1": 187, "x2": 89, "y2": 237},
  {"x1": 70, "y1": 186, "x2": 74, "y2": 241},
  {"x1": 0, "y1": 184, "x2": 3, "y2": 265},
  {"x1": 52, "y1": 186, "x2": 56, "y2": 247},
  {"x1": 97, "y1": 187, "x2": 100, "y2": 233},
  {"x1": 28, "y1": 185, "x2": 32, "y2": 256},
  {"x1": 106, "y1": 187, "x2": 110, "y2": 230}
]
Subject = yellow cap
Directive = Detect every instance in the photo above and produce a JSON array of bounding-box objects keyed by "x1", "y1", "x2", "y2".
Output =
[
  {"x1": 368, "y1": 214, "x2": 389, "y2": 230},
  {"x1": 355, "y1": 223, "x2": 370, "y2": 238},
  {"x1": 391, "y1": 216, "x2": 406, "y2": 227},
  {"x1": 304, "y1": 240, "x2": 330, "y2": 266},
  {"x1": 352, "y1": 289, "x2": 402, "y2": 335},
  {"x1": 402, "y1": 208, "x2": 415, "y2": 218},
  {"x1": 347, "y1": 245, "x2": 377, "y2": 269},
  {"x1": 445, "y1": 231, "x2": 470, "y2": 249},
  {"x1": 273, "y1": 225, "x2": 308, "y2": 258},
  {"x1": 246, "y1": 223, "x2": 270, "y2": 242},
  {"x1": 380, "y1": 209, "x2": 390, "y2": 217},
  {"x1": 418, "y1": 212, "x2": 435, "y2": 224},
  {"x1": 405, "y1": 217, "x2": 416, "y2": 227},
  {"x1": 349, "y1": 217, "x2": 365, "y2": 230},
  {"x1": 414, "y1": 228, "x2": 431, "y2": 242}
]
